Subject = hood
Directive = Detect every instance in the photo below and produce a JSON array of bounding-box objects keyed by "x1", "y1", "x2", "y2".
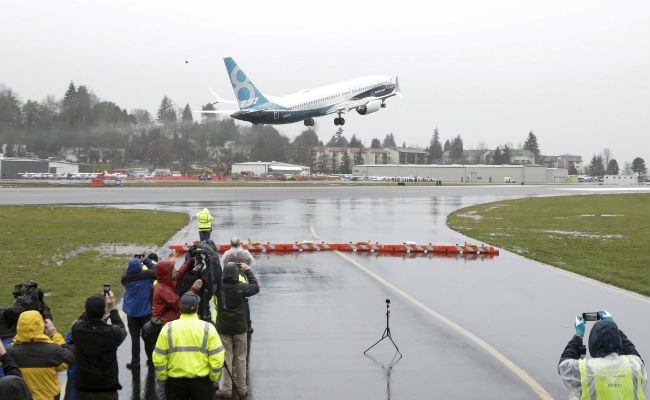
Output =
[
  {"x1": 156, "y1": 260, "x2": 175, "y2": 286},
  {"x1": 13, "y1": 310, "x2": 51, "y2": 344},
  {"x1": 223, "y1": 262, "x2": 239, "y2": 284},
  {"x1": 127, "y1": 257, "x2": 142, "y2": 273},
  {"x1": 201, "y1": 208, "x2": 209, "y2": 214},
  {"x1": 589, "y1": 320, "x2": 622, "y2": 358}
]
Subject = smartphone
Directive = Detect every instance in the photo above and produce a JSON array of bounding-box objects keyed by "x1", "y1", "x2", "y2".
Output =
[
  {"x1": 104, "y1": 284, "x2": 111, "y2": 295},
  {"x1": 582, "y1": 312, "x2": 600, "y2": 322}
]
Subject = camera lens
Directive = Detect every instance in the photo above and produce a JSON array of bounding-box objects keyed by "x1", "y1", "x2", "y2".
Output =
[{"x1": 386, "y1": 298, "x2": 390, "y2": 304}]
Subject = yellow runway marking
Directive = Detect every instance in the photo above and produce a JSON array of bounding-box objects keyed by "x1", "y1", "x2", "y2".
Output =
[{"x1": 309, "y1": 225, "x2": 553, "y2": 400}]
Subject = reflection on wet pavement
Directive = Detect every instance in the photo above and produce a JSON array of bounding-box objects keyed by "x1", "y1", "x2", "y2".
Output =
[{"x1": 105, "y1": 195, "x2": 648, "y2": 399}]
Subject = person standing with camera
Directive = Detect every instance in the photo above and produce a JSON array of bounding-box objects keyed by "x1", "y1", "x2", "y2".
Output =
[
  {"x1": 71, "y1": 291, "x2": 126, "y2": 400},
  {"x1": 558, "y1": 310, "x2": 647, "y2": 399},
  {"x1": 215, "y1": 262, "x2": 259, "y2": 399},
  {"x1": 121, "y1": 254, "x2": 156, "y2": 369}
]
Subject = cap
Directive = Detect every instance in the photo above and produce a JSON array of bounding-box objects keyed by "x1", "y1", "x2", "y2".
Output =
[
  {"x1": 148, "y1": 253, "x2": 159, "y2": 262},
  {"x1": 85, "y1": 294, "x2": 106, "y2": 318},
  {"x1": 179, "y1": 292, "x2": 200, "y2": 313}
]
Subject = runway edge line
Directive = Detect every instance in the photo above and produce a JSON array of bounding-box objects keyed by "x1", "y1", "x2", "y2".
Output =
[{"x1": 309, "y1": 225, "x2": 554, "y2": 400}]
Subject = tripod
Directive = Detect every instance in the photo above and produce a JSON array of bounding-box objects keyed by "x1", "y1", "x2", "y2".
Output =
[{"x1": 364, "y1": 299, "x2": 403, "y2": 359}]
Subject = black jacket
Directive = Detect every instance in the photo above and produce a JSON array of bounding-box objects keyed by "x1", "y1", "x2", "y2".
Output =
[
  {"x1": 71, "y1": 309, "x2": 126, "y2": 392},
  {"x1": 0, "y1": 352, "x2": 32, "y2": 400},
  {"x1": 216, "y1": 265, "x2": 259, "y2": 335}
]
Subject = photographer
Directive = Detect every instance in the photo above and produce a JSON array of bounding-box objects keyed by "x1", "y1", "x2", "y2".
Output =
[
  {"x1": 176, "y1": 242, "x2": 222, "y2": 323},
  {"x1": 121, "y1": 254, "x2": 155, "y2": 369},
  {"x1": 558, "y1": 310, "x2": 646, "y2": 399},
  {"x1": 4, "y1": 281, "x2": 52, "y2": 328},
  {"x1": 71, "y1": 291, "x2": 126, "y2": 400},
  {"x1": 215, "y1": 262, "x2": 259, "y2": 399}
]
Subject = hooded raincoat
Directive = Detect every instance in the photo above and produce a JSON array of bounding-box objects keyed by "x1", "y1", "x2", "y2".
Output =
[
  {"x1": 152, "y1": 260, "x2": 200, "y2": 325},
  {"x1": 121, "y1": 257, "x2": 155, "y2": 318},
  {"x1": 558, "y1": 320, "x2": 647, "y2": 399},
  {"x1": 6, "y1": 311, "x2": 74, "y2": 400}
]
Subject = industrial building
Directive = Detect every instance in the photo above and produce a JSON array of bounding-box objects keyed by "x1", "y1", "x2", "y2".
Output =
[
  {"x1": 232, "y1": 161, "x2": 310, "y2": 176},
  {"x1": 352, "y1": 164, "x2": 568, "y2": 184},
  {"x1": 0, "y1": 157, "x2": 79, "y2": 179}
]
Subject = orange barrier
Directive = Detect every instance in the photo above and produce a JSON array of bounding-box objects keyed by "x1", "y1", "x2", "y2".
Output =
[{"x1": 169, "y1": 241, "x2": 499, "y2": 255}]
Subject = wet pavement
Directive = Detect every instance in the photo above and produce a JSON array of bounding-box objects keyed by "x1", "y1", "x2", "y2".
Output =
[{"x1": 4, "y1": 186, "x2": 647, "y2": 398}]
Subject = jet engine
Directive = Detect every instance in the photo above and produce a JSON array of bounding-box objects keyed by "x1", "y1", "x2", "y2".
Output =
[{"x1": 356, "y1": 100, "x2": 382, "y2": 115}]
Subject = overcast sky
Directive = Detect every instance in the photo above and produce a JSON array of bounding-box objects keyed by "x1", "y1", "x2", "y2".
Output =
[{"x1": 2, "y1": 0, "x2": 648, "y2": 164}]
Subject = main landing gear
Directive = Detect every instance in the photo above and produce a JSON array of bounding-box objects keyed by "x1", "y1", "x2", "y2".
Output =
[
  {"x1": 334, "y1": 117, "x2": 345, "y2": 126},
  {"x1": 303, "y1": 118, "x2": 315, "y2": 127}
]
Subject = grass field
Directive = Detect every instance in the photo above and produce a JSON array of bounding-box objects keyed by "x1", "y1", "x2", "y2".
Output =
[
  {"x1": 447, "y1": 194, "x2": 650, "y2": 295},
  {"x1": 0, "y1": 206, "x2": 189, "y2": 331}
]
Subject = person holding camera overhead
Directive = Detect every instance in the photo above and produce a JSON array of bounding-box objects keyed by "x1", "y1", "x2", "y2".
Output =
[
  {"x1": 71, "y1": 290, "x2": 126, "y2": 400},
  {"x1": 558, "y1": 310, "x2": 647, "y2": 399},
  {"x1": 215, "y1": 262, "x2": 259, "y2": 399},
  {"x1": 121, "y1": 253, "x2": 156, "y2": 370}
]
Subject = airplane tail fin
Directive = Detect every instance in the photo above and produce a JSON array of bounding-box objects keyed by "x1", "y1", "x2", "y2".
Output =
[{"x1": 223, "y1": 57, "x2": 272, "y2": 110}]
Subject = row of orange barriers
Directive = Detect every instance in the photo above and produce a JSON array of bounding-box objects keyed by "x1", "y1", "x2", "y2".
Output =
[{"x1": 169, "y1": 241, "x2": 499, "y2": 256}]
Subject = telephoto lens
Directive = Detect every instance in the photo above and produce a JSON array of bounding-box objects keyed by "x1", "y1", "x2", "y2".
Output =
[{"x1": 386, "y1": 298, "x2": 390, "y2": 304}]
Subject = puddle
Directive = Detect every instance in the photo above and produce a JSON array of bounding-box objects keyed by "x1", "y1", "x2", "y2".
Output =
[{"x1": 455, "y1": 210, "x2": 483, "y2": 220}]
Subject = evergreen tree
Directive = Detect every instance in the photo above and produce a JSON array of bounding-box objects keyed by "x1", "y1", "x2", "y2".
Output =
[
  {"x1": 450, "y1": 135, "x2": 463, "y2": 161},
  {"x1": 156, "y1": 96, "x2": 176, "y2": 124},
  {"x1": 382, "y1": 133, "x2": 396, "y2": 148},
  {"x1": 348, "y1": 134, "x2": 363, "y2": 148},
  {"x1": 568, "y1": 163, "x2": 578, "y2": 175},
  {"x1": 181, "y1": 103, "x2": 193, "y2": 124},
  {"x1": 443, "y1": 139, "x2": 451, "y2": 152},
  {"x1": 326, "y1": 132, "x2": 348, "y2": 147},
  {"x1": 502, "y1": 145, "x2": 511, "y2": 164},
  {"x1": 292, "y1": 129, "x2": 322, "y2": 165},
  {"x1": 370, "y1": 138, "x2": 381, "y2": 148},
  {"x1": 201, "y1": 103, "x2": 216, "y2": 122},
  {"x1": 631, "y1": 157, "x2": 647, "y2": 175},
  {"x1": 588, "y1": 154, "x2": 605, "y2": 177},
  {"x1": 61, "y1": 82, "x2": 77, "y2": 125},
  {"x1": 428, "y1": 128, "x2": 443, "y2": 163},
  {"x1": 606, "y1": 159, "x2": 619, "y2": 175},
  {"x1": 492, "y1": 147, "x2": 503, "y2": 164},
  {"x1": 0, "y1": 88, "x2": 22, "y2": 127},
  {"x1": 353, "y1": 149, "x2": 364, "y2": 165},
  {"x1": 523, "y1": 131, "x2": 540, "y2": 161},
  {"x1": 340, "y1": 151, "x2": 352, "y2": 174}
]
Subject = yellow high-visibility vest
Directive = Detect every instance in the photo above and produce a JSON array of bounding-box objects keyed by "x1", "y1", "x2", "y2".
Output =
[
  {"x1": 152, "y1": 313, "x2": 224, "y2": 382},
  {"x1": 579, "y1": 355, "x2": 645, "y2": 400},
  {"x1": 196, "y1": 209, "x2": 213, "y2": 231}
]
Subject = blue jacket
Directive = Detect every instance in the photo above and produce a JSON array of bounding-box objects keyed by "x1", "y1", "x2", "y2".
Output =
[{"x1": 121, "y1": 257, "x2": 155, "y2": 318}]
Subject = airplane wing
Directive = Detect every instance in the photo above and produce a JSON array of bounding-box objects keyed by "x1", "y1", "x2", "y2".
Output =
[
  {"x1": 325, "y1": 93, "x2": 399, "y2": 115},
  {"x1": 192, "y1": 110, "x2": 237, "y2": 115}
]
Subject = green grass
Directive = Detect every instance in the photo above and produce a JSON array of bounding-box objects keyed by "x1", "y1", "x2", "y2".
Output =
[
  {"x1": 0, "y1": 206, "x2": 189, "y2": 331},
  {"x1": 447, "y1": 194, "x2": 650, "y2": 295}
]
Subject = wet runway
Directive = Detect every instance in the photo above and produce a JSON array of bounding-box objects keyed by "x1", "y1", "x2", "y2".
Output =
[{"x1": 3, "y1": 186, "x2": 647, "y2": 398}]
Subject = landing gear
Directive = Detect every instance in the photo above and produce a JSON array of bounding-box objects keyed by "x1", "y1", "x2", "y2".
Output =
[
  {"x1": 334, "y1": 117, "x2": 345, "y2": 126},
  {"x1": 303, "y1": 118, "x2": 315, "y2": 127},
  {"x1": 381, "y1": 101, "x2": 386, "y2": 108}
]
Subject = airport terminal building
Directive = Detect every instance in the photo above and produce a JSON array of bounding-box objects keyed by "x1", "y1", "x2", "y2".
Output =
[{"x1": 352, "y1": 164, "x2": 568, "y2": 184}]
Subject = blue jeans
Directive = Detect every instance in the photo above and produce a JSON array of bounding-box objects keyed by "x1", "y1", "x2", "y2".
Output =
[{"x1": 199, "y1": 230, "x2": 211, "y2": 241}]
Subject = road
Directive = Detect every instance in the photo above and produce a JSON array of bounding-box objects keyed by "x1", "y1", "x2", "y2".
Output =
[{"x1": 2, "y1": 185, "x2": 647, "y2": 399}]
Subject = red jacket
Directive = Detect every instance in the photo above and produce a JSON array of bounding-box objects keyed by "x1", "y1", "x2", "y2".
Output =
[{"x1": 152, "y1": 259, "x2": 196, "y2": 325}]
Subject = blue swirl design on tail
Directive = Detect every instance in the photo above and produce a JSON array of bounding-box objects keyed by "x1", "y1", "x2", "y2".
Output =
[{"x1": 223, "y1": 57, "x2": 273, "y2": 110}]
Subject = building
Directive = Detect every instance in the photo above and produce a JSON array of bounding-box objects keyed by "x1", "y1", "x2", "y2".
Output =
[
  {"x1": 232, "y1": 161, "x2": 309, "y2": 176},
  {"x1": 384, "y1": 147, "x2": 428, "y2": 164},
  {"x1": 604, "y1": 174, "x2": 638, "y2": 185},
  {"x1": 0, "y1": 157, "x2": 79, "y2": 179},
  {"x1": 352, "y1": 164, "x2": 568, "y2": 184},
  {"x1": 540, "y1": 154, "x2": 582, "y2": 171},
  {"x1": 442, "y1": 148, "x2": 535, "y2": 165},
  {"x1": 310, "y1": 146, "x2": 391, "y2": 173},
  {"x1": 60, "y1": 147, "x2": 126, "y2": 163}
]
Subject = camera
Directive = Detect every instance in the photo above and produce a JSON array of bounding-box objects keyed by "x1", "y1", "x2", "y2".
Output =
[
  {"x1": 582, "y1": 312, "x2": 600, "y2": 322},
  {"x1": 104, "y1": 284, "x2": 111, "y2": 295},
  {"x1": 386, "y1": 298, "x2": 390, "y2": 304}
]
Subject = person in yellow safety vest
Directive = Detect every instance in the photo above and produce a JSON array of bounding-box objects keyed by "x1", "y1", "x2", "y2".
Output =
[
  {"x1": 153, "y1": 292, "x2": 224, "y2": 400},
  {"x1": 558, "y1": 310, "x2": 646, "y2": 400},
  {"x1": 196, "y1": 208, "x2": 214, "y2": 241}
]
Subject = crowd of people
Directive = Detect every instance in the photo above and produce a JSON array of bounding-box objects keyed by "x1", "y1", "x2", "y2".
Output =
[{"x1": 0, "y1": 232, "x2": 259, "y2": 400}]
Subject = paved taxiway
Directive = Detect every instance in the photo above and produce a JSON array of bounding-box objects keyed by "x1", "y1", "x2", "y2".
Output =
[{"x1": 3, "y1": 185, "x2": 648, "y2": 398}]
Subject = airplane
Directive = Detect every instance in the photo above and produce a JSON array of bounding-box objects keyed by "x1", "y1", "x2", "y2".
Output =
[{"x1": 200, "y1": 57, "x2": 401, "y2": 127}]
